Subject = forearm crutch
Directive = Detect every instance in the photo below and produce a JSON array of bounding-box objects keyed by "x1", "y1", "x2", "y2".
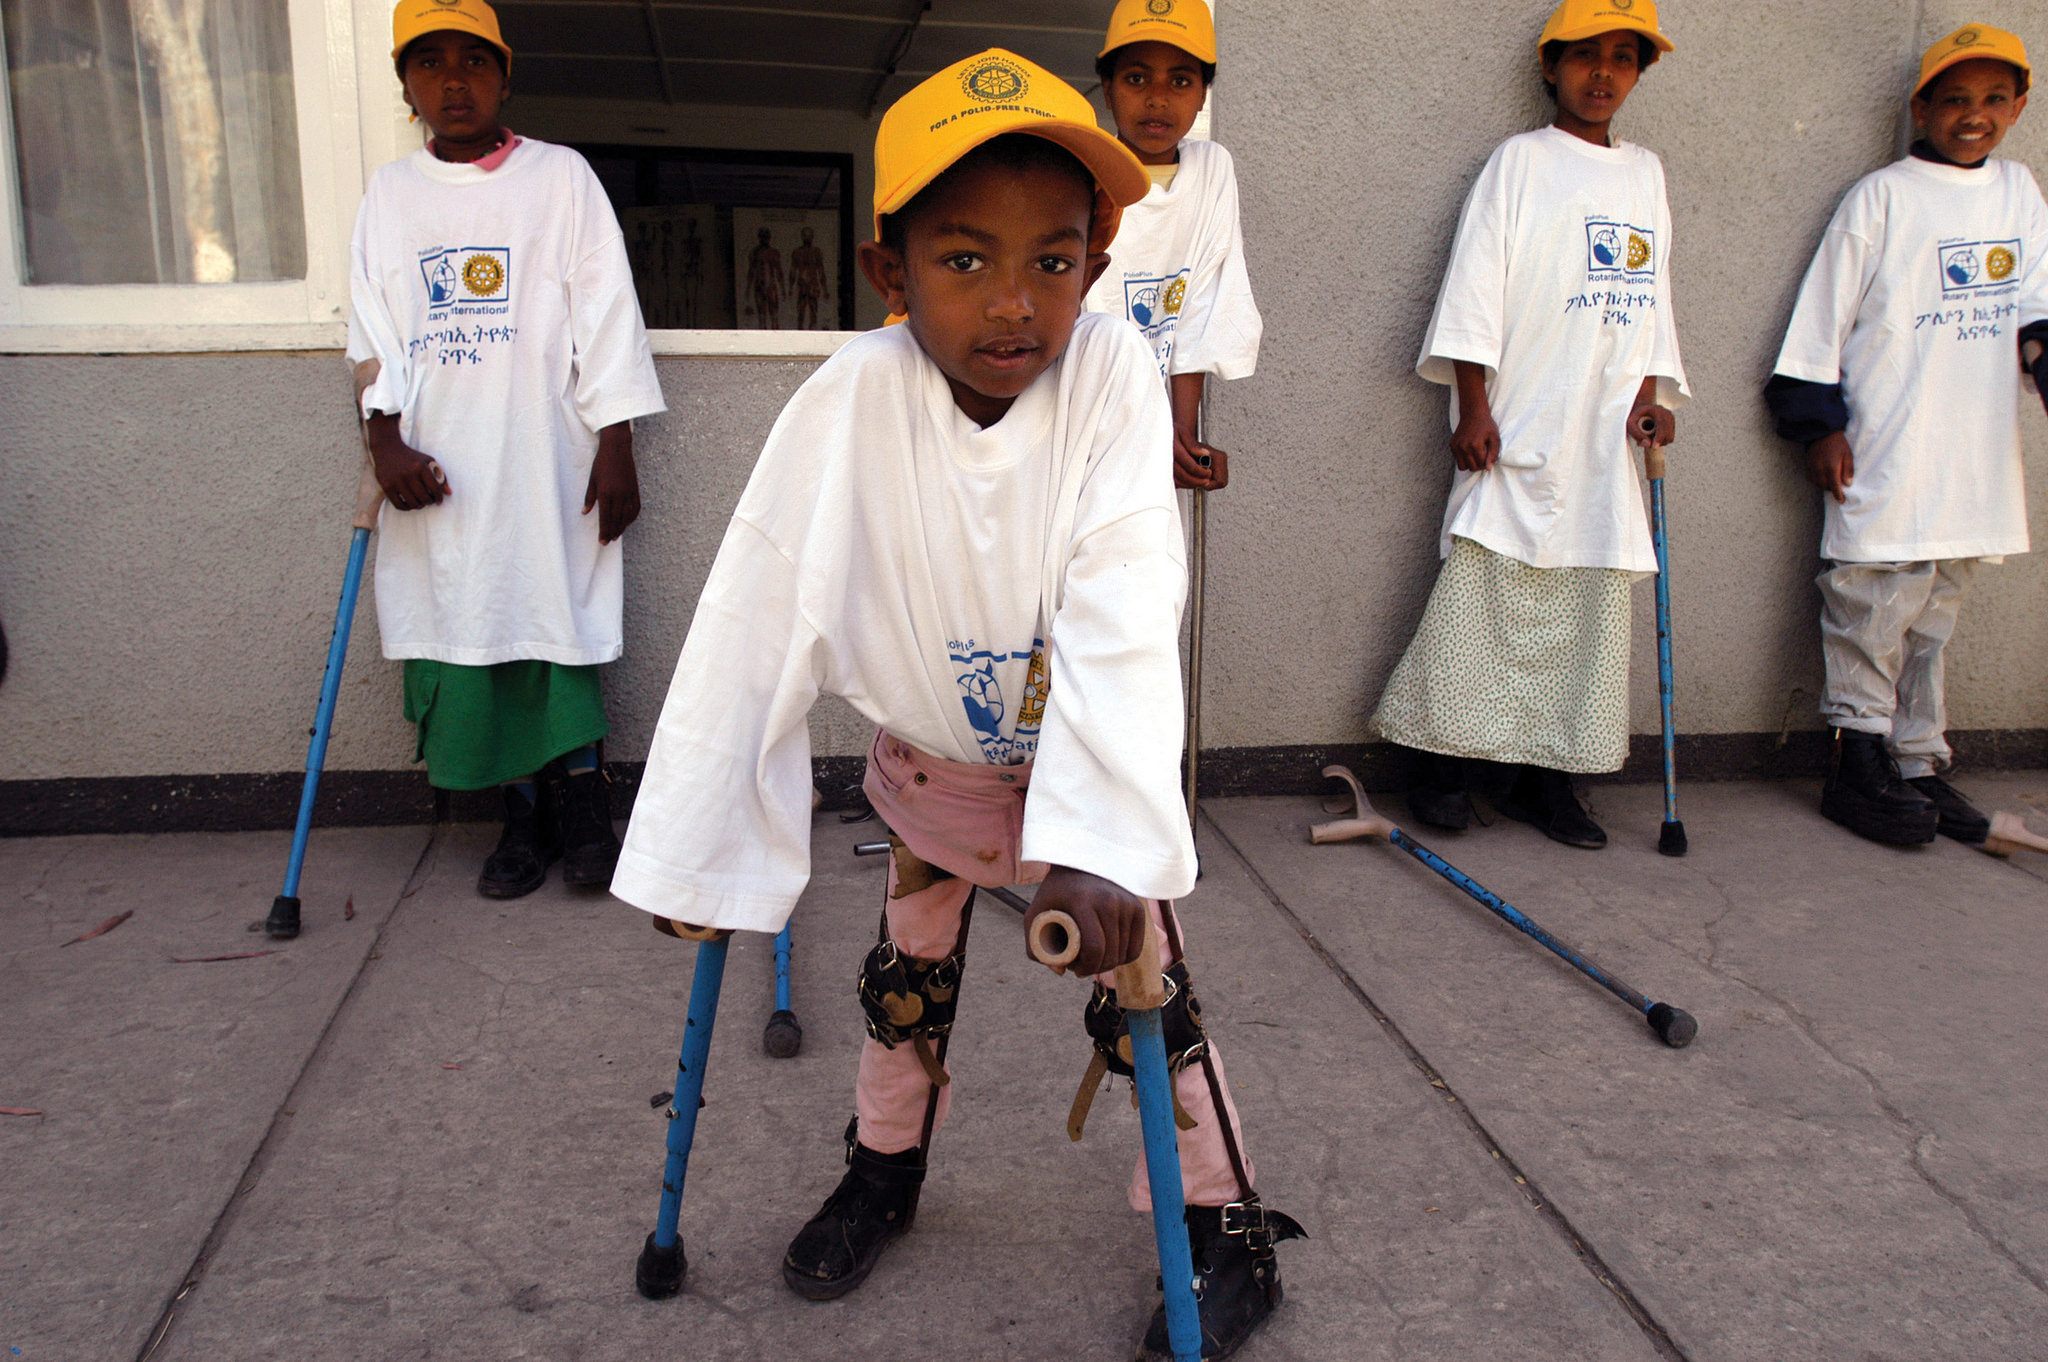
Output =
[
  {"x1": 1184, "y1": 486, "x2": 1207, "y2": 838},
  {"x1": 1026, "y1": 912, "x2": 1204, "y2": 1362},
  {"x1": 763, "y1": 924, "x2": 802, "y2": 1057},
  {"x1": 636, "y1": 922, "x2": 733, "y2": 1298},
  {"x1": 265, "y1": 360, "x2": 387, "y2": 941},
  {"x1": 1313, "y1": 766, "x2": 1698, "y2": 1049},
  {"x1": 1645, "y1": 442, "x2": 1687, "y2": 857}
]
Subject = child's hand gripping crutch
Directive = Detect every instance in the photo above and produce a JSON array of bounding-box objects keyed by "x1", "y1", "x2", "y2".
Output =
[
  {"x1": 264, "y1": 360, "x2": 395, "y2": 940},
  {"x1": 1024, "y1": 893, "x2": 1205, "y2": 1362}
]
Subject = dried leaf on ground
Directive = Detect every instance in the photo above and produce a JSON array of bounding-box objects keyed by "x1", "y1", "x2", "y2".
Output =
[
  {"x1": 1, "y1": 1107, "x2": 45, "y2": 1117},
  {"x1": 343, "y1": 896, "x2": 356, "y2": 920},
  {"x1": 60, "y1": 910, "x2": 133, "y2": 947},
  {"x1": 172, "y1": 950, "x2": 278, "y2": 963}
]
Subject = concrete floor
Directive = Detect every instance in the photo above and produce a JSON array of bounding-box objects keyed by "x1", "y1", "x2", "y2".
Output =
[{"x1": 3, "y1": 776, "x2": 2045, "y2": 1362}]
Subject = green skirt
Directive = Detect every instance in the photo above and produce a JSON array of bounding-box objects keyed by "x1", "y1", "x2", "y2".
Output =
[
  {"x1": 403, "y1": 660, "x2": 609, "y2": 791},
  {"x1": 1372, "y1": 537, "x2": 1634, "y2": 774}
]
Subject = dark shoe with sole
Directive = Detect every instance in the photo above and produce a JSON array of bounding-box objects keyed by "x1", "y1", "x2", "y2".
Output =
[
  {"x1": 1404, "y1": 749, "x2": 1473, "y2": 831},
  {"x1": 1907, "y1": 774, "x2": 1990, "y2": 845},
  {"x1": 1821, "y1": 730, "x2": 1937, "y2": 846},
  {"x1": 551, "y1": 764, "x2": 623, "y2": 888},
  {"x1": 782, "y1": 1135, "x2": 924, "y2": 1301},
  {"x1": 1495, "y1": 765, "x2": 1606, "y2": 849},
  {"x1": 1138, "y1": 1198, "x2": 1307, "y2": 1361},
  {"x1": 477, "y1": 783, "x2": 558, "y2": 899}
]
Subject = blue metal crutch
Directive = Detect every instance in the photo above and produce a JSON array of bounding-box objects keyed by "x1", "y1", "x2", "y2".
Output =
[
  {"x1": 763, "y1": 924, "x2": 803, "y2": 1057},
  {"x1": 636, "y1": 925, "x2": 732, "y2": 1298},
  {"x1": 1027, "y1": 911, "x2": 1204, "y2": 1362},
  {"x1": 1646, "y1": 442, "x2": 1688, "y2": 857},
  {"x1": 265, "y1": 360, "x2": 395, "y2": 940},
  {"x1": 1313, "y1": 767, "x2": 1699, "y2": 1050}
]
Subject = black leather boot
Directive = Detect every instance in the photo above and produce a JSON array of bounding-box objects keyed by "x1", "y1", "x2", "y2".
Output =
[
  {"x1": 550, "y1": 763, "x2": 622, "y2": 888},
  {"x1": 1496, "y1": 765, "x2": 1606, "y2": 849},
  {"x1": 1906, "y1": 774, "x2": 1990, "y2": 844},
  {"x1": 781, "y1": 1125, "x2": 925, "y2": 1301},
  {"x1": 476, "y1": 782, "x2": 558, "y2": 899},
  {"x1": 1403, "y1": 748, "x2": 1474, "y2": 831},
  {"x1": 1139, "y1": 1198, "x2": 1307, "y2": 1360},
  {"x1": 1821, "y1": 730, "x2": 1937, "y2": 846}
]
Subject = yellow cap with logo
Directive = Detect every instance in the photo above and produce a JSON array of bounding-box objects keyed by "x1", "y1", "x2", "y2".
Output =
[
  {"x1": 1917, "y1": 24, "x2": 2031, "y2": 97},
  {"x1": 873, "y1": 49, "x2": 1149, "y2": 246},
  {"x1": 392, "y1": 0, "x2": 511, "y2": 71},
  {"x1": 1538, "y1": 0, "x2": 1674, "y2": 60},
  {"x1": 1099, "y1": 0, "x2": 1218, "y2": 66}
]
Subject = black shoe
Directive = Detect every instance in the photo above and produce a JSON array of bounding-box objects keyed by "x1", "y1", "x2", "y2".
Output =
[
  {"x1": 1495, "y1": 765, "x2": 1606, "y2": 849},
  {"x1": 550, "y1": 763, "x2": 622, "y2": 888},
  {"x1": 1404, "y1": 749, "x2": 1473, "y2": 831},
  {"x1": 1139, "y1": 1199, "x2": 1306, "y2": 1361},
  {"x1": 782, "y1": 1133, "x2": 925, "y2": 1301},
  {"x1": 477, "y1": 783, "x2": 558, "y2": 899},
  {"x1": 1907, "y1": 775, "x2": 1991, "y2": 845},
  {"x1": 1821, "y1": 730, "x2": 1937, "y2": 846}
]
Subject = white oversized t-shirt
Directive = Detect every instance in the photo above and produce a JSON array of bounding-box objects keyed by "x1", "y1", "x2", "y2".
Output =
[
  {"x1": 1774, "y1": 155, "x2": 2048, "y2": 562},
  {"x1": 1417, "y1": 127, "x2": 1689, "y2": 574},
  {"x1": 1085, "y1": 139, "x2": 1262, "y2": 381},
  {"x1": 611, "y1": 315, "x2": 1197, "y2": 934},
  {"x1": 346, "y1": 139, "x2": 665, "y2": 665}
]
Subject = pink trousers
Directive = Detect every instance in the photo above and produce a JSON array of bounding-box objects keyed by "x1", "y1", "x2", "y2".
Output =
[{"x1": 856, "y1": 731, "x2": 1254, "y2": 1211}]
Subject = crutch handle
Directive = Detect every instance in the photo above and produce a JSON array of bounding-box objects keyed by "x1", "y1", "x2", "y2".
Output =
[
  {"x1": 1026, "y1": 908, "x2": 1167, "y2": 1008},
  {"x1": 1644, "y1": 444, "x2": 1668, "y2": 481},
  {"x1": 652, "y1": 917, "x2": 731, "y2": 942}
]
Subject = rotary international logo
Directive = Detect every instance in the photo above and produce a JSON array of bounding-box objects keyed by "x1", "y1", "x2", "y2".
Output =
[
  {"x1": 961, "y1": 55, "x2": 1027, "y2": 103},
  {"x1": 1626, "y1": 233, "x2": 1651, "y2": 270},
  {"x1": 1164, "y1": 278, "x2": 1187, "y2": 315},
  {"x1": 1987, "y1": 246, "x2": 2017, "y2": 281},
  {"x1": 1147, "y1": 0, "x2": 1175, "y2": 15},
  {"x1": 1956, "y1": 29, "x2": 1982, "y2": 47},
  {"x1": 461, "y1": 252, "x2": 505, "y2": 297},
  {"x1": 1613, "y1": 0, "x2": 1634, "y2": 10}
]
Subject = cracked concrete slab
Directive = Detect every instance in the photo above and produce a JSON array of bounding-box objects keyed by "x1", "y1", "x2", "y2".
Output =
[
  {"x1": 138, "y1": 818, "x2": 1661, "y2": 1362},
  {"x1": 1206, "y1": 773, "x2": 2048, "y2": 1361},
  {"x1": 0, "y1": 826, "x2": 431, "y2": 1362}
]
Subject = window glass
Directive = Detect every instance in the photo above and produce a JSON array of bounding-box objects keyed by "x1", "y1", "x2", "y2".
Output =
[{"x1": 3, "y1": 0, "x2": 305, "y2": 285}]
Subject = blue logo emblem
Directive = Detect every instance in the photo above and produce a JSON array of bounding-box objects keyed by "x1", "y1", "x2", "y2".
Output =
[
  {"x1": 419, "y1": 246, "x2": 512, "y2": 309},
  {"x1": 1939, "y1": 239, "x2": 2020, "y2": 296},
  {"x1": 1585, "y1": 220, "x2": 1654, "y2": 277}
]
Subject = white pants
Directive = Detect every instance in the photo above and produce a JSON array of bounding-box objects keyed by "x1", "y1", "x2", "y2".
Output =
[{"x1": 1817, "y1": 559, "x2": 1977, "y2": 779}]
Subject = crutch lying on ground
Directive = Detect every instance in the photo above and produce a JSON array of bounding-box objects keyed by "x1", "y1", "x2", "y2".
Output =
[
  {"x1": 1979, "y1": 811, "x2": 2048, "y2": 859},
  {"x1": 1311, "y1": 765, "x2": 1698, "y2": 1049},
  {"x1": 1025, "y1": 909, "x2": 1205, "y2": 1362},
  {"x1": 265, "y1": 360, "x2": 424, "y2": 940}
]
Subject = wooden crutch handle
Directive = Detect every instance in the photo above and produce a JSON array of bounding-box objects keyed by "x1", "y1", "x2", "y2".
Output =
[{"x1": 1026, "y1": 908, "x2": 1167, "y2": 1009}]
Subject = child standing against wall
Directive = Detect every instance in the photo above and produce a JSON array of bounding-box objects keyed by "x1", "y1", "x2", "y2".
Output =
[
  {"x1": 1765, "y1": 24, "x2": 2047, "y2": 847},
  {"x1": 1085, "y1": 0, "x2": 1259, "y2": 491},
  {"x1": 614, "y1": 50, "x2": 1299, "y2": 1360},
  {"x1": 349, "y1": 0, "x2": 664, "y2": 897},
  {"x1": 1372, "y1": 0, "x2": 1687, "y2": 848}
]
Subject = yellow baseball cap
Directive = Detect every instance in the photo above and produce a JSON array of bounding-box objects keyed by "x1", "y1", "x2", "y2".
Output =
[
  {"x1": 1916, "y1": 24, "x2": 2031, "y2": 97},
  {"x1": 1538, "y1": 0, "x2": 1674, "y2": 61},
  {"x1": 873, "y1": 49, "x2": 1149, "y2": 247},
  {"x1": 1099, "y1": 0, "x2": 1218, "y2": 66},
  {"x1": 392, "y1": 0, "x2": 511, "y2": 71}
]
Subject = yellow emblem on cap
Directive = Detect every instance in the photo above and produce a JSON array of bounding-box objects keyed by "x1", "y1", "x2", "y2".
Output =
[
  {"x1": 461, "y1": 253, "x2": 504, "y2": 297},
  {"x1": 1148, "y1": 0, "x2": 1175, "y2": 14},
  {"x1": 1988, "y1": 247, "x2": 2017, "y2": 281},
  {"x1": 961, "y1": 54, "x2": 1028, "y2": 103}
]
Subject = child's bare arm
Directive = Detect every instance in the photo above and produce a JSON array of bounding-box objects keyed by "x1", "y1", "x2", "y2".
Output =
[
  {"x1": 365, "y1": 413, "x2": 449, "y2": 510},
  {"x1": 1023, "y1": 866, "x2": 1150, "y2": 977},
  {"x1": 582, "y1": 420, "x2": 641, "y2": 545},
  {"x1": 1449, "y1": 360, "x2": 1500, "y2": 471},
  {"x1": 1169, "y1": 372, "x2": 1228, "y2": 491},
  {"x1": 1627, "y1": 375, "x2": 1677, "y2": 449}
]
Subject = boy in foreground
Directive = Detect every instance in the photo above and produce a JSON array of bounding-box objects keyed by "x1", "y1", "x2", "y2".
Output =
[
  {"x1": 349, "y1": 1, "x2": 664, "y2": 897},
  {"x1": 1766, "y1": 24, "x2": 2047, "y2": 847},
  {"x1": 614, "y1": 50, "x2": 1298, "y2": 1360},
  {"x1": 1086, "y1": 0, "x2": 1260, "y2": 491}
]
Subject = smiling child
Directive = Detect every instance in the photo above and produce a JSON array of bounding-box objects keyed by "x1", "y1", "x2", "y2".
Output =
[
  {"x1": 613, "y1": 49, "x2": 1299, "y2": 1360},
  {"x1": 1765, "y1": 24, "x2": 2048, "y2": 847}
]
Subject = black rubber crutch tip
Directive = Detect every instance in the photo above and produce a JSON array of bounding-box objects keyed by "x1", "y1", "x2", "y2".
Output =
[
  {"x1": 1658, "y1": 821, "x2": 1689, "y2": 858},
  {"x1": 635, "y1": 1232, "x2": 686, "y2": 1299},
  {"x1": 264, "y1": 895, "x2": 302, "y2": 941},
  {"x1": 1647, "y1": 1003, "x2": 1698, "y2": 1049},
  {"x1": 762, "y1": 1009, "x2": 803, "y2": 1059}
]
